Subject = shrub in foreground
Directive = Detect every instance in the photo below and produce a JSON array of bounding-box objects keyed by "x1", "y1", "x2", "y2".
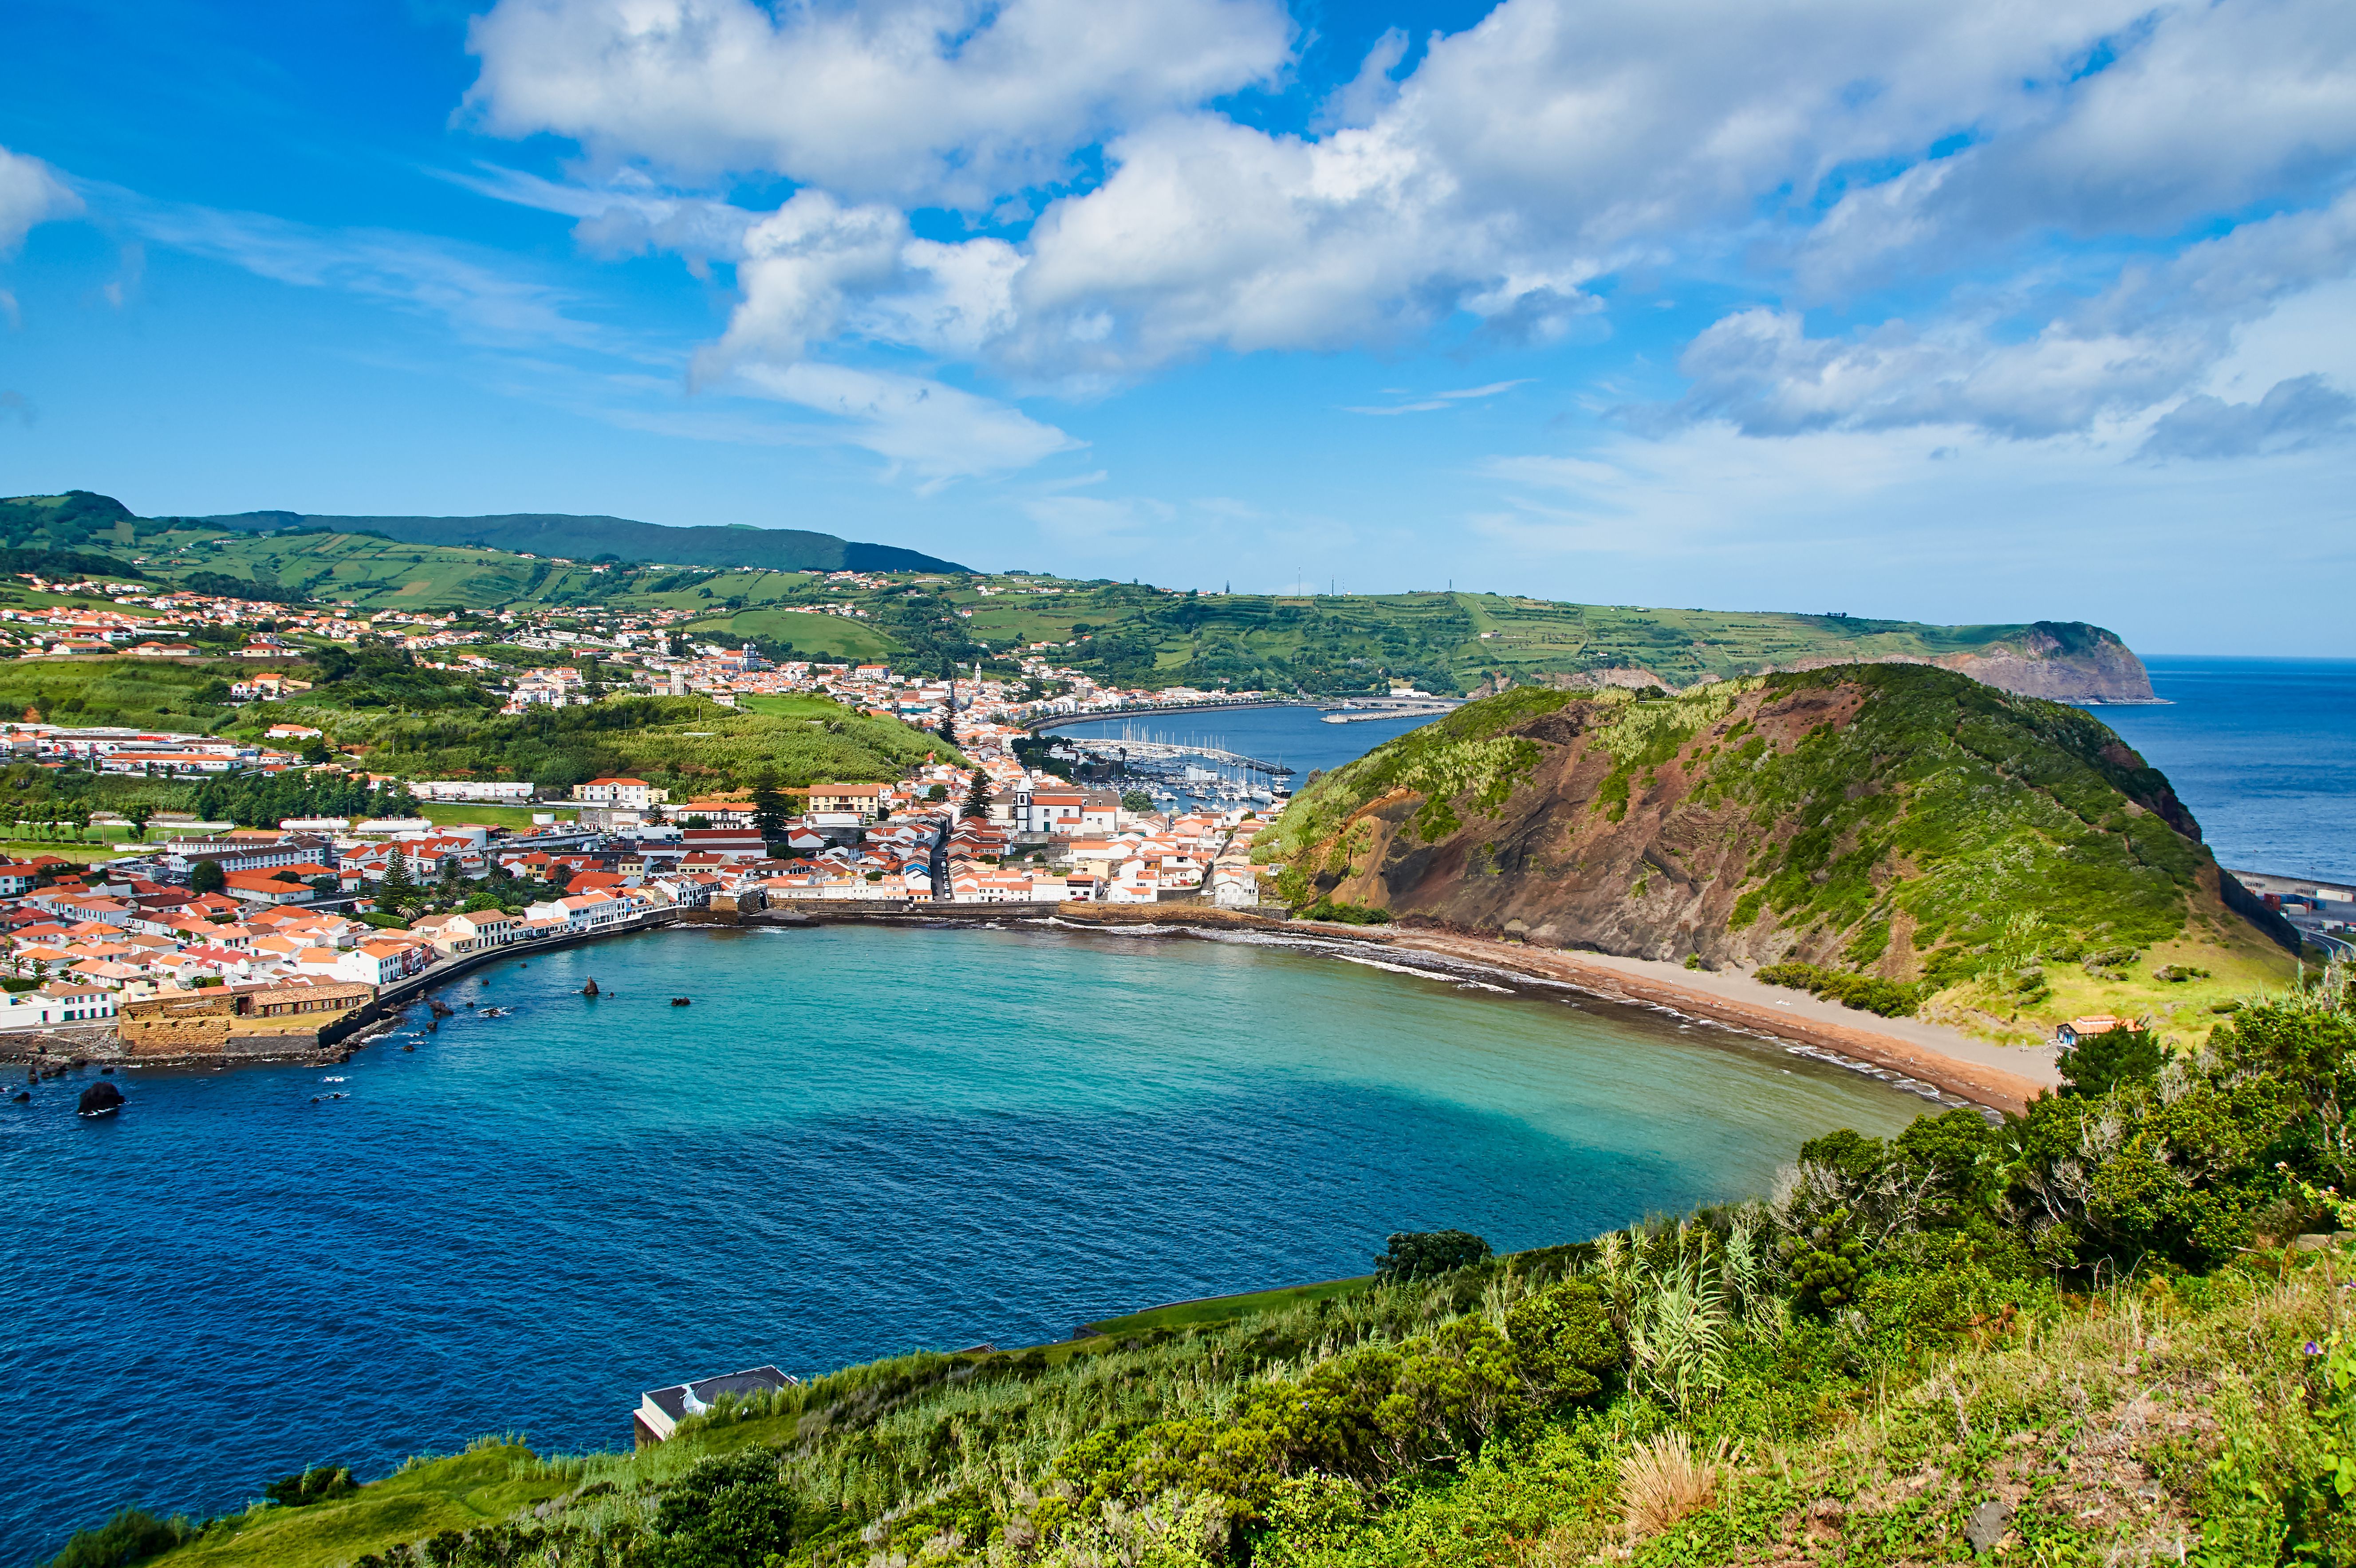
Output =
[{"x1": 45, "y1": 1509, "x2": 191, "y2": 1568}]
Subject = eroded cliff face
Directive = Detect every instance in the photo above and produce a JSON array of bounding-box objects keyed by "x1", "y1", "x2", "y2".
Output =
[
  {"x1": 1934, "y1": 625, "x2": 2156, "y2": 702},
  {"x1": 1273, "y1": 666, "x2": 2233, "y2": 972},
  {"x1": 1469, "y1": 622, "x2": 2158, "y2": 705}
]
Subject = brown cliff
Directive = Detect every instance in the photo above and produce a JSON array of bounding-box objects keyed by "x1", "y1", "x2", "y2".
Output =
[{"x1": 1267, "y1": 665, "x2": 2280, "y2": 986}]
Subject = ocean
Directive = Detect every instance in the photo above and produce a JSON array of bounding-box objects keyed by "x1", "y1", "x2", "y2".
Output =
[
  {"x1": 0, "y1": 925, "x2": 1924, "y2": 1558},
  {"x1": 2098, "y1": 656, "x2": 2356, "y2": 884}
]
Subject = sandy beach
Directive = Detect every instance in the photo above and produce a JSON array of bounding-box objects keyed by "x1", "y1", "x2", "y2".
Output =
[
  {"x1": 1051, "y1": 905, "x2": 2060, "y2": 1114},
  {"x1": 1371, "y1": 927, "x2": 2061, "y2": 1115}
]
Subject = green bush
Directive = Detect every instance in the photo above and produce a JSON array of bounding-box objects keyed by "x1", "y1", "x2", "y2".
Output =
[
  {"x1": 1501, "y1": 1277, "x2": 1623, "y2": 1404},
  {"x1": 45, "y1": 1509, "x2": 191, "y2": 1568},
  {"x1": 1373, "y1": 1229, "x2": 1492, "y2": 1281},
  {"x1": 2058, "y1": 1024, "x2": 2165, "y2": 1095},
  {"x1": 1755, "y1": 959, "x2": 1927, "y2": 1017},
  {"x1": 263, "y1": 1464, "x2": 356, "y2": 1507},
  {"x1": 1302, "y1": 898, "x2": 1391, "y2": 924}
]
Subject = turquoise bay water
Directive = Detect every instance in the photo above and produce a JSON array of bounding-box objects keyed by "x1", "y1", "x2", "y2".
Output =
[{"x1": 1, "y1": 924, "x2": 1925, "y2": 1556}]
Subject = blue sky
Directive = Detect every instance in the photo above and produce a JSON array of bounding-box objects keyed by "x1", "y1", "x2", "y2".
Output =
[{"x1": 2, "y1": 0, "x2": 2353, "y2": 652}]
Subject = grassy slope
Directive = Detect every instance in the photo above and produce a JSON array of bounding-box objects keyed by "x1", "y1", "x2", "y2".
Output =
[
  {"x1": 150, "y1": 534, "x2": 908, "y2": 662},
  {"x1": 691, "y1": 606, "x2": 901, "y2": 662},
  {"x1": 0, "y1": 655, "x2": 242, "y2": 728},
  {"x1": 1077, "y1": 1276, "x2": 1375, "y2": 1338},
  {"x1": 0, "y1": 653, "x2": 949, "y2": 799},
  {"x1": 134, "y1": 1260, "x2": 1571, "y2": 1568},
  {"x1": 270, "y1": 693, "x2": 959, "y2": 792},
  {"x1": 128, "y1": 1239, "x2": 2353, "y2": 1568},
  {"x1": 145, "y1": 1444, "x2": 573, "y2": 1567},
  {"x1": 122, "y1": 532, "x2": 2129, "y2": 697},
  {"x1": 1265, "y1": 668, "x2": 2297, "y2": 1045},
  {"x1": 951, "y1": 583, "x2": 2125, "y2": 695},
  {"x1": 416, "y1": 804, "x2": 574, "y2": 828}
]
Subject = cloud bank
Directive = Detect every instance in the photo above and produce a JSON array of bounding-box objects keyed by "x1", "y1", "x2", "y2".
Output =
[{"x1": 456, "y1": 0, "x2": 2356, "y2": 470}]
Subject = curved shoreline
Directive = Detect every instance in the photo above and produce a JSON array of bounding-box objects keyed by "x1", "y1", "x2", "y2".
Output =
[
  {"x1": 48, "y1": 904, "x2": 2057, "y2": 1117},
  {"x1": 1023, "y1": 906, "x2": 2059, "y2": 1115}
]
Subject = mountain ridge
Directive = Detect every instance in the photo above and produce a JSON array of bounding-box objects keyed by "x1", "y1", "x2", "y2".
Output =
[
  {"x1": 0, "y1": 490, "x2": 968, "y2": 574},
  {"x1": 197, "y1": 508, "x2": 971, "y2": 575}
]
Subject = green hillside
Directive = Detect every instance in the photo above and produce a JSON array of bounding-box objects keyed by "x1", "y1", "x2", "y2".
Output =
[
  {"x1": 953, "y1": 583, "x2": 2142, "y2": 697},
  {"x1": 1264, "y1": 666, "x2": 2297, "y2": 1044},
  {"x1": 254, "y1": 691, "x2": 961, "y2": 795},
  {"x1": 200, "y1": 507, "x2": 968, "y2": 574},
  {"x1": 0, "y1": 492, "x2": 2152, "y2": 700}
]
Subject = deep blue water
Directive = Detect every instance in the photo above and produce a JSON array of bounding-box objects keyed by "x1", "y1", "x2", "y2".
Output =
[
  {"x1": 2098, "y1": 656, "x2": 2356, "y2": 884},
  {"x1": 0, "y1": 925, "x2": 1925, "y2": 1558}
]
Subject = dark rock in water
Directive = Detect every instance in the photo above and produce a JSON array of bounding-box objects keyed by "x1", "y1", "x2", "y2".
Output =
[
  {"x1": 403, "y1": 1044, "x2": 415, "y2": 1052},
  {"x1": 670, "y1": 997, "x2": 692, "y2": 1006},
  {"x1": 427, "y1": 1020, "x2": 439, "y2": 1032},
  {"x1": 10, "y1": 1092, "x2": 26, "y2": 1104},
  {"x1": 77, "y1": 1081, "x2": 125, "y2": 1117},
  {"x1": 100, "y1": 1066, "x2": 114, "y2": 1075},
  {"x1": 581, "y1": 978, "x2": 600, "y2": 997},
  {"x1": 311, "y1": 1096, "x2": 320, "y2": 1104}
]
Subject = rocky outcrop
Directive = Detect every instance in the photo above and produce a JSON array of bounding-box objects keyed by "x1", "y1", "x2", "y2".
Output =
[
  {"x1": 1269, "y1": 665, "x2": 2265, "y2": 977},
  {"x1": 1769, "y1": 623, "x2": 2155, "y2": 703},
  {"x1": 1483, "y1": 621, "x2": 2159, "y2": 706},
  {"x1": 1937, "y1": 623, "x2": 2156, "y2": 703},
  {"x1": 77, "y1": 1081, "x2": 124, "y2": 1116}
]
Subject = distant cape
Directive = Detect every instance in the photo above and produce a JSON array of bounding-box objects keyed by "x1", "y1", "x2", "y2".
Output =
[{"x1": 199, "y1": 509, "x2": 971, "y2": 575}]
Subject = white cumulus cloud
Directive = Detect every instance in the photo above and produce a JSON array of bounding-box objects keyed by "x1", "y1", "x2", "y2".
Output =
[
  {"x1": 463, "y1": 0, "x2": 1292, "y2": 207},
  {"x1": 1646, "y1": 186, "x2": 2356, "y2": 441},
  {"x1": 457, "y1": 0, "x2": 2356, "y2": 455}
]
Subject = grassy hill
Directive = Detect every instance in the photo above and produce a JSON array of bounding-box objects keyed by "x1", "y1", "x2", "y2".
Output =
[
  {"x1": 954, "y1": 585, "x2": 2151, "y2": 700},
  {"x1": 1263, "y1": 664, "x2": 2299, "y2": 1046},
  {"x1": 200, "y1": 508, "x2": 968, "y2": 574},
  {"x1": 255, "y1": 691, "x2": 961, "y2": 795},
  {"x1": 0, "y1": 650, "x2": 957, "y2": 799},
  {"x1": 2, "y1": 493, "x2": 2157, "y2": 701},
  {"x1": 68, "y1": 990, "x2": 2356, "y2": 1568}
]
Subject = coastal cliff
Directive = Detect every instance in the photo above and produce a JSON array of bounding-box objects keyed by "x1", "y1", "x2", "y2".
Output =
[
  {"x1": 1266, "y1": 664, "x2": 2290, "y2": 1035},
  {"x1": 1480, "y1": 620, "x2": 2158, "y2": 704},
  {"x1": 1928, "y1": 621, "x2": 2156, "y2": 702}
]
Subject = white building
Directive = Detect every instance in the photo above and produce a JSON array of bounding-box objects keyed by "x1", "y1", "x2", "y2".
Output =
[
  {"x1": 572, "y1": 777, "x2": 669, "y2": 808},
  {"x1": 410, "y1": 781, "x2": 536, "y2": 804}
]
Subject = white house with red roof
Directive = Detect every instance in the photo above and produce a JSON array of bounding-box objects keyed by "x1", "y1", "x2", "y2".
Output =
[{"x1": 572, "y1": 777, "x2": 668, "y2": 808}]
